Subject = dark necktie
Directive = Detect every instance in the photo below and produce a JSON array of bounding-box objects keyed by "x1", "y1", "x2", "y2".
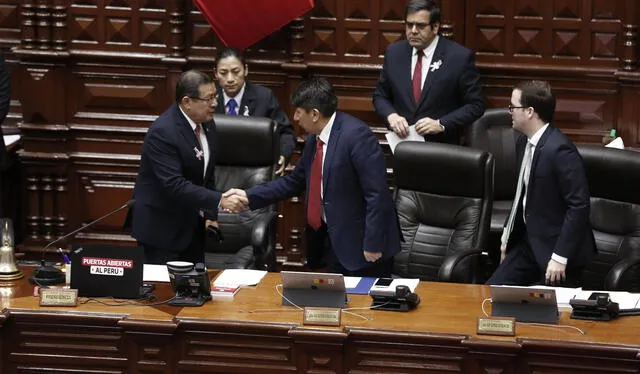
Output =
[
  {"x1": 194, "y1": 124, "x2": 202, "y2": 147},
  {"x1": 307, "y1": 138, "x2": 324, "y2": 230},
  {"x1": 412, "y1": 50, "x2": 423, "y2": 103},
  {"x1": 227, "y1": 98, "x2": 238, "y2": 115}
]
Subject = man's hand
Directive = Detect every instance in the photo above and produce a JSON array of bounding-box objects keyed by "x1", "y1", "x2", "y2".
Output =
[
  {"x1": 220, "y1": 188, "x2": 248, "y2": 213},
  {"x1": 276, "y1": 155, "x2": 286, "y2": 176},
  {"x1": 363, "y1": 250, "x2": 382, "y2": 262},
  {"x1": 500, "y1": 243, "x2": 507, "y2": 263},
  {"x1": 545, "y1": 259, "x2": 566, "y2": 285},
  {"x1": 205, "y1": 219, "x2": 219, "y2": 229},
  {"x1": 414, "y1": 117, "x2": 444, "y2": 136},
  {"x1": 387, "y1": 113, "x2": 409, "y2": 138}
]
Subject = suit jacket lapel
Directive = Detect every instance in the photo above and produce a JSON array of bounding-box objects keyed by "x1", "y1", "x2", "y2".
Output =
[
  {"x1": 322, "y1": 113, "x2": 342, "y2": 193},
  {"x1": 175, "y1": 105, "x2": 206, "y2": 182},
  {"x1": 215, "y1": 86, "x2": 225, "y2": 114},
  {"x1": 240, "y1": 82, "x2": 257, "y2": 117},
  {"x1": 418, "y1": 38, "x2": 446, "y2": 108},
  {"x1": 526, "y1": 126, "x2": 553, "y2": 201},
  {"x1": 400, "y1": 43, "x2": 417, "y2": 110}
]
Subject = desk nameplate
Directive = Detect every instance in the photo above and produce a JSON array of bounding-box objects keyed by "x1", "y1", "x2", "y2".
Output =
[
  {"x1": 303, "y1": 307, "x2": 341, "y2": 326},
  {"x1": 477, "y1": 316, "x2": 515, "y2": 336},
  {"x1": 39, "y1": 288, "x2": 78, "y2": 307}
]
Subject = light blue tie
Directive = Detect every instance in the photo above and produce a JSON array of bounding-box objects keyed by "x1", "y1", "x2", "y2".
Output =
[
  {"x1": 501, "y1": 142, "x2": 534, "y2": 245},
  {"x1": 227, "y1": 98, "x2": 237, "y2": 115}
]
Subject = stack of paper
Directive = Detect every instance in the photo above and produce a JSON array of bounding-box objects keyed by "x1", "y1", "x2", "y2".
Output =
[{"x1": 213, "y1": 269, "x2": 267, "y2": 287}]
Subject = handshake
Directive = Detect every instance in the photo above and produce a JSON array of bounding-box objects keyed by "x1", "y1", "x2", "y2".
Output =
[{"x1": 219, "y1": 188, "x2": 249, "y2": 213}]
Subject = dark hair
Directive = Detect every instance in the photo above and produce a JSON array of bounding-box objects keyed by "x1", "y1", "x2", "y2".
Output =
[
  {"x1": 215, "y1": 46, "x2": 246, "y2": 68},
  {"x1": 405, "y1": 0, "x2": 441, "y2": 24},
  {"x1": 515, "y1": 80, "x2": 556, "y2": 124},
  {"x1": 175, "y1": 70, "x2": 212, "y2": 103},
  {"x1": 291, "y1": 77, "x2": 338, "y2": 118}
]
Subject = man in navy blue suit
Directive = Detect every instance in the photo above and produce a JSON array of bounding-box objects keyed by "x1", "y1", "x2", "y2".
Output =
[
  {"x1": 487, "y1": 80, "x2": 596, "y2": 286},
  {"x1": 226, "y1": 78, "x2": 401, "y2": 277},
  {"x1": 373, "y1": 0, "x2": 484, "y2": 145},
  {"x1": 129, "y1": 70, "x2": 247, "y2": 264},
  {"x1": 214, "y1": 47, "x2": 296, "y2": 175}
]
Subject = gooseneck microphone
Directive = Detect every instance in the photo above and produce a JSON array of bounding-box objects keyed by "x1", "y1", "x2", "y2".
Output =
[{"x1": 29, "y1": 199, "x2": 135, "y2": 286}]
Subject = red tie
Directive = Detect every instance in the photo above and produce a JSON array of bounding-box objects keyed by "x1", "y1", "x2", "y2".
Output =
[
  {"x1": 194, "y1": 124, "x2": 202, "y2": 147},
  {"x1": 413, "y1": 49, "x2": 423, "y2": 103},
  {"x1": 307, "y1": 137, "x2": 324, "y2": 230}
]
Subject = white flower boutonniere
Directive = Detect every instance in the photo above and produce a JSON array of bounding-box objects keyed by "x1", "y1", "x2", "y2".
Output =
[
  {"x1": 242, "y1": 105, "x2": 250, "y2": 116},
  {"x1": 430, "y1": 59, "x2": 443, "y2": 72},
  {"x1": 194, "y1": 146, "x2": 204, "y2": 161}
]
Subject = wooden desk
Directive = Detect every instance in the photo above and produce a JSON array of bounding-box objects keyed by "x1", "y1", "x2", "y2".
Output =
[{"x1": 1, "y1": 270, "x2": 639, "y2": 373}]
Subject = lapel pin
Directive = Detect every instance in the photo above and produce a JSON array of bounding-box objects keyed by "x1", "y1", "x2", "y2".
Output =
[
  {"x1": 430, "y1": 59, "x2": 442, "y2": 72},
  {"x1": 194, "y1": 147, "x2": 204, "y2": 161}
]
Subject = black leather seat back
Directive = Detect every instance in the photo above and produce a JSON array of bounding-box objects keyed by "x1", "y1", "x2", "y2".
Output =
[
  {"x1": 205, "y1": 114, "x2": 279, "y2": 269},
  {"x1": 393, "y1": 142, "x2": 493, "y2": 280},
  {"x1": 578, "y1": 145, "x2": 640, "y2": 289}
]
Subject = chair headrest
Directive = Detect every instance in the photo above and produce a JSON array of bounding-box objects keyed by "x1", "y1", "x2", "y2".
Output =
[
  {"x1": 465, "y1": 108, "x2": 513, "y2": 145},
  {"x1": 578, "y1": 145, "x2": 640, "y2": 204},
  {"x1": 394, "y1": 142, "x2": 493, "y2": 197},
  {"x1": 213, "y1": 114, "x2": 279, "y2": 166}
]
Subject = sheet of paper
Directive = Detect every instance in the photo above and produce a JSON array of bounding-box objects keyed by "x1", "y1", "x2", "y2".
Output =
[
  {"x1": 3, "y1": 134, "x2": 20, "y2": 147},
  {"x1": 213, "y1": 269, "x2": 267, "y2": 287},
  {"x1": 143, "y1": 264, "x2": 170, "y2": 282},
  {"x1": 344, "y1": 276, "x2": 361, "y2": 289},
  {"x1": 605, "y1": 137, "x2": 624, "y2": 149},
  {"x1": 385, "y1": 125, "x2": 425, "y2": 154}
]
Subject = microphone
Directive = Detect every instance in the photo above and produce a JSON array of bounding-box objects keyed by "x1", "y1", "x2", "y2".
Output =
[{"x1": 29, "y1": 199, "x2": 135, "y2": 286}]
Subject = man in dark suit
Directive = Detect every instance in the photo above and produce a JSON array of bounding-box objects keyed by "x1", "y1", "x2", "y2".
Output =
[
  {"x1": 129, "y1": 70, "x2": 247, "y2": 264},
  {"x1": 487, "y1": 80, "x2": 596, "y2": 286},
  {"x1": 214, "y1": 47, "x2": 295, "y2": 175},
  {"x1": 225, "y1": 78, "x2": 401, "y2": 277},
  {"x1": 373, "y1": 0, "x2": 484, "y2": 145}
]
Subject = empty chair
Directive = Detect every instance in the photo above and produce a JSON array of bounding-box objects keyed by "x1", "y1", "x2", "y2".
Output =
[
  {"x1": 578, "y1": 145, "x2": 640, "y2": 290},
  {"x1": 393, "y1": 141, "x2": 494, "y2": 283},
  {"x1": 204, "y1": 114, "x2": 280, "y2": 270}
]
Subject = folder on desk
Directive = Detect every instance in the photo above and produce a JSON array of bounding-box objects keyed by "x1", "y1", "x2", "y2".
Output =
[{"x1": 346, "y1": 277, "x2": 376, "y2": 295}]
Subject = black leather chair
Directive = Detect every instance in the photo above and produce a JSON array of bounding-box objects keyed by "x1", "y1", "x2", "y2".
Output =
[
  {"x1": 578, "y1": 145, "x2": 640, "y2": 291},
  {"x1": 392, "y1": 141, "x2": 494, "y2": 283},
  {"x1": 204, "y1": 114, "x2": 279, "y2": 271},
  {"x1": 465, "y1": 108, "x2": 518, "y2": 238}
]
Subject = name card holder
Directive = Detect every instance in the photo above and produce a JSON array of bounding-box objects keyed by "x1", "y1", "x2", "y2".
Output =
[
  {"x1": 39, "y1": 288, "x2": 78, "y2": 307},
  {"x1": 303, "y1": 307, "x2": 341, "y2": 326},
  {"x1": 477, "y1": 316, "x2": 515, "y2": 336}
]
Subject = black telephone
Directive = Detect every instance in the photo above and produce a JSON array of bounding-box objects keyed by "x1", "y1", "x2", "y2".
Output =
[
  {"x1": 370, "y1": 285, "x2": 421, "y2": 312},
  {"x1": 570, "y1": 292, "x2": 620, "y2": 321}
]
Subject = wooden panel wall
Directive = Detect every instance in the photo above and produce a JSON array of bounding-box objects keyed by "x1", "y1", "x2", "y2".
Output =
[{"x1": 1, "y1": 0, "x2": 638, "y2": 268}]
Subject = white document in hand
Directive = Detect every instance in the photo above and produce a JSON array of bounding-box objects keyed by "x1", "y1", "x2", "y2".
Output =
[{"x1": 385, "y1": 125, "x2": 425, "y2": 154}]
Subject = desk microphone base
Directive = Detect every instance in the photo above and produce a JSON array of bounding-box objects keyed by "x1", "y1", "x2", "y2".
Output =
[{"x1": 371, "y1": 296, "x2": 412, "y2": 312}]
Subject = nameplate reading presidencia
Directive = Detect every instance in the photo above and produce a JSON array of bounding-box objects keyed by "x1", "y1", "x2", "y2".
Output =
[
  {"x1": 39, "y1": 288, "x2": 78, "y2": 307},
  {"x1": 303, "y1": 307, "x2": 341, "y2": 326},
  {"x1": 477, "y1": 316, "x2": 515, "y2": 336}
]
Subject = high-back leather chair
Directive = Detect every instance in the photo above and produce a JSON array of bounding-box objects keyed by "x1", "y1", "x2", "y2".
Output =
[
  {"x1": 465, "y1": 108, "x2": 518, "y2": 236},
  {"x1": 204, "y1": 114, "x2": 279, "y2": 271},
  {"x1": 393, "y1": 141, "x2": 494, "y2": 283},
  {"x1": 578, "y1": 145, "x2": 640, "y2": 290}
]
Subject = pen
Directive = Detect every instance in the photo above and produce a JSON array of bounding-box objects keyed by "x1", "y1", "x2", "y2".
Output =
[{"x1": 58, "y1": 247, "x2": 71, "y2": 264}]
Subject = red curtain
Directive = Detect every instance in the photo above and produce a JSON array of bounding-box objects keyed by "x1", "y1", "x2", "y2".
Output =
[{"x1": 194, "y1": 0, "x2": 315, "y2": 50}]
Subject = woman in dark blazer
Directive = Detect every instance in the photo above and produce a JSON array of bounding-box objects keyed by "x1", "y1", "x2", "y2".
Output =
[{"x1": 214, "y1": 47, "x2": 295, "y2": 175}]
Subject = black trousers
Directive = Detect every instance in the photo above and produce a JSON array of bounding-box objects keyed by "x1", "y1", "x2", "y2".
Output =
[
  {"x1": 306, "y1": 223, "x2": 393, "y2": 278},
  {"x1": 141, "y1": 218, "x2": 206, "y2": 265},
  {"x1": 486, "y1": 235, "x2": 583, "y2": 287}
]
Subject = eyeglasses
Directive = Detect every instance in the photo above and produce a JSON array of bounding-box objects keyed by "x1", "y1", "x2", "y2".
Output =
[
  {"x1": 508, "y1": 104, "x2": 527, "y2": 112},
  {"x1": 405, "y1": 21, "x2": 431, "y2": 31},
  {"x1": 190, "y1": 96, "x2": 217, "y2": 104}
]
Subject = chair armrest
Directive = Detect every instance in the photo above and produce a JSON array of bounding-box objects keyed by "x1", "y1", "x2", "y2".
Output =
[
  {"x1": 250, "y1": 211, "x2": 277, "y2": 253},
  {"x1": 438, "y1": 248, "x2": 484, "y2": 283},
  {"x1": 604, "y1": 256, "x2": 640, "y2": 291}
]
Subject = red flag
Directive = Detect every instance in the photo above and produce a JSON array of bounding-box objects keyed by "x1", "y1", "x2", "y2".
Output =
[{"x1": 194, "y1": 0, "x2": 314, "y2": 50}]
